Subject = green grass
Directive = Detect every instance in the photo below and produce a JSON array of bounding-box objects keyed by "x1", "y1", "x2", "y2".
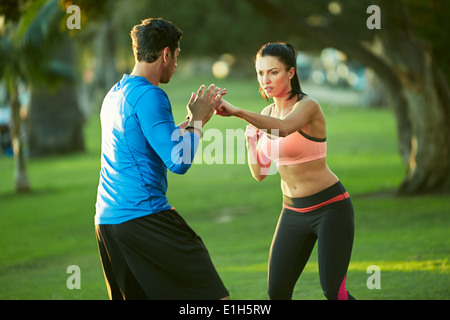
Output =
[{"x1": 0, "y1": 75, "x2": 449, "y2": 300}]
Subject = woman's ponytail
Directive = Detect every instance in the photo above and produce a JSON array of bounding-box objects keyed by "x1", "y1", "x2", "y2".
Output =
[{"x1": 285, "y1": 43, "x2": 304, "y2": 99}]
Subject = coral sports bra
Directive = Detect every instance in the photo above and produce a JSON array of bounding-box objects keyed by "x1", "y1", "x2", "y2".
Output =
[{"x1": 258, "y1": 95, "x2": 327, "y2": 167}]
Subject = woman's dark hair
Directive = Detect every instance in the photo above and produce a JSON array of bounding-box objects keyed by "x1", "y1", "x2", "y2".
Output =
[
  {"x1": 130, "y1": 18, "x2": 183, "y2": 63},
  {"x1": 256, "y1": 42, "x2": 305, "y2": 101}
]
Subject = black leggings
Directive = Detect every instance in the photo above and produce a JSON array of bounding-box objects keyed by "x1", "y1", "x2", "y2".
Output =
[{"x1": 268, "y1": 181, "x2": 355, "y2": 300}]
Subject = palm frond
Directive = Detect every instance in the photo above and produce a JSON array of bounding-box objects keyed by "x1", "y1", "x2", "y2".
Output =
[
  {"x1": 12, "y1": 0, "x2": 69, "y2": 84},
  {"x1": 16, "y1": 0, "x2": 65, "y2": 57}
]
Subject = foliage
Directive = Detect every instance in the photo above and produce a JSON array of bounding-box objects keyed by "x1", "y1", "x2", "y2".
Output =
[
  {"x1": 0, "y1": 0, "x2": 71, "y2": 86},
  {"x1": 405, "y1": 0, "x2": 450, "y2": 82}
]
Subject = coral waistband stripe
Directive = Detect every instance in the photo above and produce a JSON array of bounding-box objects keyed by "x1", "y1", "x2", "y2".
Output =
[{"x1": 283, "y1": 191, "x2": 349, "y2": 213}]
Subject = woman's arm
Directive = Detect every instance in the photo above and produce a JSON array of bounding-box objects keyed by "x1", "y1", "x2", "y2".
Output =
[
  {"x1": 216, "y1": 99, "x2": 319, "y2": 137},
  {"x1": 245, "y1": 125, "x2": 271, "y2": 181}
]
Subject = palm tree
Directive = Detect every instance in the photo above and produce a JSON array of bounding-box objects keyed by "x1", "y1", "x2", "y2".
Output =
[{"x1": 0, "y1": 0, "x2": 68, "y2": 193}]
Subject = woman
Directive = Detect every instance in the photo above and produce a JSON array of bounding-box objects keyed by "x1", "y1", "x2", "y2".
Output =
[{"x1": 215, "y1": 42, "x2": 355, "y2": 300}]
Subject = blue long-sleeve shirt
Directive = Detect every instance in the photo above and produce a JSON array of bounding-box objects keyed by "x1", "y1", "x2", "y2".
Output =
[{"x1": 95, "y1": 75, "x2": 199, "y2": 225}]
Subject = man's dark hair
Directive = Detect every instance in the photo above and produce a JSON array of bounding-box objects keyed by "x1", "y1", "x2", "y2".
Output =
[{"x1": 130, "y1": 18, "x2": 183, "y2": 63}]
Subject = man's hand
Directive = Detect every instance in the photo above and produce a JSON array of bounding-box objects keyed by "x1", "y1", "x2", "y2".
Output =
[{"x1": 187, "y1": 84, "x2": 224, "y2": 126}]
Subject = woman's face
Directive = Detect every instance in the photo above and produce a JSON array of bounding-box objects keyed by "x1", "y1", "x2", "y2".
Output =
[{"x1": 255, "y1": 55, "x2": 295, "y2": 99}]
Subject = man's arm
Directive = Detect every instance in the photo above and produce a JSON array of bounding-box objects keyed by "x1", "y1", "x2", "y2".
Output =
[{"x1": 136, "y1": 88, "x2": 199, "y2": 174}]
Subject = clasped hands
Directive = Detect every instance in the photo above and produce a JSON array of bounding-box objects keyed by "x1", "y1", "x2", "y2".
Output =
[
  {"x1": 186, "y1": 84, "x2": 239, "y2": 123},
  {"x1": 187, "y1": 83, "x2": 257, "y2": 140},
  {"x1": 186, "y1": 84, "x2": 225, "y2": 124},
  {"x1": 211, "y1": 87, "x2": 260, "y2": 142}
]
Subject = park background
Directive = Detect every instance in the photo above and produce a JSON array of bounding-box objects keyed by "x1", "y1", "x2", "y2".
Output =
[{"x1": 0, "y1": 0, "x2": 449, "y2": 299}]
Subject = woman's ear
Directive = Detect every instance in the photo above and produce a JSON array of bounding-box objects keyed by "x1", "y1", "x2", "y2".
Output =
[{"x1": 288, "y1": 67, "x2": 295, "y2": 80}]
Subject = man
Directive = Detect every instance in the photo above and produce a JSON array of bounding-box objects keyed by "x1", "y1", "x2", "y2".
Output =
[{"x1": 95, "y1": 18, "x2": 229, "y2": 300}]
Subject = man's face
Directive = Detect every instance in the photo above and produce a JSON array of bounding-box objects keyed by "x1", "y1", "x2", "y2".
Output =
[{"x1": 161, "y1": 46, "x2": 180, "y2": 84}]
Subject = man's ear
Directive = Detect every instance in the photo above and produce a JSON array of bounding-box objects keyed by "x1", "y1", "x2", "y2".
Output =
[{"x1": 162, "y1": 47, "x2": 171, "y2": 62}]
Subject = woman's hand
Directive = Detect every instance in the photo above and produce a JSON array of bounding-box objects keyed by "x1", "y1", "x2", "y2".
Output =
[
  {"x1": 245, "y1": 124, "x2": 263, "y2": 142},
  {"x1": 215, "y1": 99, "x2": 240, "y2": 117}
]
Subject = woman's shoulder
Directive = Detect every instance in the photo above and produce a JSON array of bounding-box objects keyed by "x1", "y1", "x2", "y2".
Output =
[{"x1": 294, "y1": 95, "x2": 321, "y2": 113}]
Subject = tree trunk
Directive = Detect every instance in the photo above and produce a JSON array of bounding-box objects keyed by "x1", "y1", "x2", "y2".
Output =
[
  {"x1": 379, "y1": 0, "x2": 450, "y2": 194},
  {"x1": 26, "y1": 36, "x2": 85, "y2": 157},
  {"x1": 247, "y1": 0, "x2": 450, "y2": 195},
  {"x1": 27, "y1": 83, "x2": 85, "y2": 157},
  {"x1": 9, "y1": 82, "x2": 31, "y2": 193},
  {"x1": 395, "y1": 48, "x2": 450, "y2": 194}
]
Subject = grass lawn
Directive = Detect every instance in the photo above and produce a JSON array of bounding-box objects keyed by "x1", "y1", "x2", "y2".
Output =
[{"x1": 0, "y1": 75, "x2": 448, "y2": 300}]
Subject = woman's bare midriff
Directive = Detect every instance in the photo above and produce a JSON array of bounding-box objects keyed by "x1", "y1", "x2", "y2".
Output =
[{"x1": 278, "y1": 158, "x2": 339, "y2": 198}]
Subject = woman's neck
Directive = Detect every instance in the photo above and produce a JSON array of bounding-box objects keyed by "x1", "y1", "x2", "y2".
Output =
[{"x1": 273, "y1": 93, "x2": 298, "y2": 113}]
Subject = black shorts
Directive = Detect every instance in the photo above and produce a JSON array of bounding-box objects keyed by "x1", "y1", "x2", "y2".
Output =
[{"x1": 95, "y1": 209, "x2": 229, "y2": 300}]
